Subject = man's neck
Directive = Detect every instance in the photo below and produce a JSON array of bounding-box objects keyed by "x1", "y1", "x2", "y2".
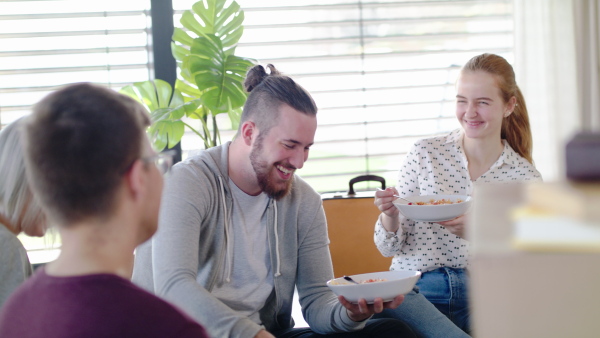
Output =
[
  {"x1": 46, "y1": 218, "x2": 137, "y2": 280},
  {"x1": 228, "y1": 139, "x2": 262, "y2": 196}
]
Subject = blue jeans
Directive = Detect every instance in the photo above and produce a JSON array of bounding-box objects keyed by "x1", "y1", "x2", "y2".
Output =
[
  {"x1": 273, "y1": 318, "x2": 416, "y2": 337},
  {"x1": 373, "y1": 287, "x2": 470, "y2": 338},
  {"x1": 417, "y1": 267, "x2": 470, "y2": 334}
]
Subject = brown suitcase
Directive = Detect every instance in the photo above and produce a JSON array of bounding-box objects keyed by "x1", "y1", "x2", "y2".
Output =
[{"x1": 322, "y1": 175, "x2": 392, "y2": 277}]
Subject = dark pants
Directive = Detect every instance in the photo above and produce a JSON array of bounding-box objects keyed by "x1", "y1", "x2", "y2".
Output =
[{"x1": 272, "y1": 318, "x2": 416, "y2": 338}]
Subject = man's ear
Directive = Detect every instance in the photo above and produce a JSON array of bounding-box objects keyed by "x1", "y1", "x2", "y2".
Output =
[
  {"x1": 240, "y1": 121, "x2": 256, "y2": 146},
  {"x1": 123, "y1": 160, "x2": 146, "y2": 201}
]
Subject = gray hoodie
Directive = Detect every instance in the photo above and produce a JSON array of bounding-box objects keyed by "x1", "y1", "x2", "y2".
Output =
[{"x1": 132, "y1": 142, "x2": 366, "y2": 338}]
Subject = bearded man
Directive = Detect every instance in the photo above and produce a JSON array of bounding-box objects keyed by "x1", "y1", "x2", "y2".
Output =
[{"x1": 132, "y1": 65, "x2": 415, "y2": 338}]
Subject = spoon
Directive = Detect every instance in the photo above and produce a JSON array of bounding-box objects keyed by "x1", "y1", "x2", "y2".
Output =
[
  {"x1": 343, "y1": 275, "x2": 360, "y2": 284},
  {"x1": 392, "y1": 195, "x2": 412, "y2": 204},
  {"x1": 376, "y1": 188, "x2": 411, "y2": 204}
]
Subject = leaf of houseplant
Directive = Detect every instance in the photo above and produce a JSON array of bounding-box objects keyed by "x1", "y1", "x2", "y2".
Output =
[
  {"x1": 150, "y1": 107, "x2": 172, "y2": 124},
  {"x1": 148, "y1": 120, "x2": 185, "y2": 151},
  {"x1": 172, "y1": 27, "x2": 194, "y2": 49},
  {"x1": 119, "y1": 85, "x2": 142, "y2": 103},
  {"x1": 124, "y1": 81, "x2": 157, "y2": 112},
  {"x1": 175, "y1": 78, "x2": 203, "y2": 99},
  {"x1": 179, "y1": 0, "x2": 244, "y2": 49},
  {"x1": 193, "y1": 0, "x2": 224, "y2": 29},
  {"x1": 168, "y1": 97, "x2": 204, "y2": 120},
  {"x1": 168, "y1": 88, "x2": 185, "y2": 109},
  {"x1": 120, "y1": 80, "x2": 173, "y2": 114},
  {"x1": 227, "y1": 102, "x2": 243, "y2": 131},
  {"x1": 180, "y1": 10, "x2": 209, "y2": 39},
  {"x1": 187, "y1": 35, "x2": 253, "y2": 114},
  {"x1": 120, "y1": 80, "x2": 190, "y2": 151},
  {"x1": 164, "y1": 0, "x2": 254, "y2": 149},
  {"x1": 219, "y1": 4, "x2": 244, "y2": 47},
  {"x1": 198, "y1": 55, "x2": 253, "y2": 114},
  {"x1": 154, "y1": 79, "x2": 173, "y2": 109}
]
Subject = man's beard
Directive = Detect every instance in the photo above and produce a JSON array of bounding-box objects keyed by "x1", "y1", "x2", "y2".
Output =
[{"x1": 249, "y1": 136, "x2": 293, "y2": 200}]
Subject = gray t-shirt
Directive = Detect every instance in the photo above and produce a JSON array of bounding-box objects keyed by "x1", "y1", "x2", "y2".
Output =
[
  {"x1": 0, "y1": 223, "x2": 32, "y2": 307},
  {"x1": 210, "y1": 179, "x2": 274, "y2": 324}
]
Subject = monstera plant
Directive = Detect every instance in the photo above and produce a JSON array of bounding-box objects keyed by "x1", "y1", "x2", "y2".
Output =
[{"x1": 121, "y1": 0, "x2": 255, "y2": 151}]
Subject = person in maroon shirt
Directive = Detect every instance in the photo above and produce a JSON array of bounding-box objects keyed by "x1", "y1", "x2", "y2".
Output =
[{"x1": 0, "y1": 83, "x2": 209, "y2": 338}]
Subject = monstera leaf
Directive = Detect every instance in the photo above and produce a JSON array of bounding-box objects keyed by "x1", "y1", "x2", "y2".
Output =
[
  {"x1": 120, "y1": 79, "x2": 175, "y2": 113},
  {"x1": 174, "y1": 0, "x2": 244, "y2": 54},
  {"x1": 186, "y1": 35, "x2": 253, "y2": 114},
  {"x1": 172, "y1": 0, "x2": 254, "y2": 149},
  {"x1": 120, "y1": 0, "x2": 254, "y2": 151},
  {"x1": 120, "y1": 80, "x2": 202, "y2": 151}
]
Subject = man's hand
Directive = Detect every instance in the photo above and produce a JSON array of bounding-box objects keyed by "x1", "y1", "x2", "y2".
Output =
[
  {"x1": 438, "y1": 214, "x2": 468, "y2": 239},
  {"x1": 254, "y1": 329, "x2": 275, "y2": 338},
  {"x1": 338, "y1": 294, "x2": 405, "y2": 322}
]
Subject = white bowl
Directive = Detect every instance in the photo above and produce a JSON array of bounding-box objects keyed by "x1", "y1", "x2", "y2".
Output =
[
  {"x1": 327, "y1": 271, "x2": 421, "y2": 304},
  {"x1": 393, "y1": 194, "x2": 472, "y2": 222}
]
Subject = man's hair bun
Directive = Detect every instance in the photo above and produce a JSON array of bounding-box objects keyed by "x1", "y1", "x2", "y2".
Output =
[{"x1": 244, "y1": 64, "x2": 281, "y2": 93}]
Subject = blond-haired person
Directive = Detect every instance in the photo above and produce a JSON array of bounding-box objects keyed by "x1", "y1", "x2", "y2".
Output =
[{"x1": 0, "y1": 118, "x2": 47, "y2": 307}]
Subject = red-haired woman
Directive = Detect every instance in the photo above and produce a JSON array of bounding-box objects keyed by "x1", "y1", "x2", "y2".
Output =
[{"x1": 373, "y1": 53, "x2": 542, "y2": 336}]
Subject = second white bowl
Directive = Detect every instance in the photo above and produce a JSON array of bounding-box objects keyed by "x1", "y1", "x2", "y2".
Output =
[{"x1": 393, "y1": 194, "x2": 472, "y2": 222}]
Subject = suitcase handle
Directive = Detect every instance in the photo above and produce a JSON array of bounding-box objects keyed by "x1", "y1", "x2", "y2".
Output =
[{"x1": 348, "y1": 175, "x2": 386, "y2": 196}]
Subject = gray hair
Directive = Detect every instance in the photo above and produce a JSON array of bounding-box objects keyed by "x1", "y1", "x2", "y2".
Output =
[{"x1": 0, "y1": 118, "x2": 45, "y2": 235}]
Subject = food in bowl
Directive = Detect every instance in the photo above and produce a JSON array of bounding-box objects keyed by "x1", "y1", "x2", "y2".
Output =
[
  {"x1": 393, "y1": 194, "x2": 472, "y2": 222},
  {"x1": 327, "y1": 271, "x2": 421, "y2": 304},
  {"x1": 362, "y1": 278, "x2": 387, "y2": 283},
  {"x1": 409, "y1": 198, "x2": 463, "y2": 205},
  {"x1": 329, "y1": 278, "x2": 388, "y2": 285}
]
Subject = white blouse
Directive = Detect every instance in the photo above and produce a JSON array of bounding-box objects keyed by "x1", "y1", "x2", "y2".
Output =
[{"x1": 374, "y1": 129, "x2": 542, "y2": 272}]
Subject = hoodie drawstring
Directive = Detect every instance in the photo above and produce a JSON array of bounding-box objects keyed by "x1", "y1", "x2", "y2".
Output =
[
  {"x1": 273, "y1": 201, "x2": 281, "y2": 277},
  {"x1": 218, "y1": 176, "x2": 232, "y2": 283}
]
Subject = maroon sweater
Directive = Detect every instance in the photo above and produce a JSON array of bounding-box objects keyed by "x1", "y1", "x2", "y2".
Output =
[{"x1": 0, "y1": 267, "x2": 209, "y2": 338}]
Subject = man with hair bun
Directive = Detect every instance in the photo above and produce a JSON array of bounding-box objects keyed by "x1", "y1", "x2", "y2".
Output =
[{"x1": 133, "y1": 64, "x2": 416, "y2": 338}]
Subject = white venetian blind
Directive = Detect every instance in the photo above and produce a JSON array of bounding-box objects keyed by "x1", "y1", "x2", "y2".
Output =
[
  {"x1": 173, "y1": 0, "x2": 514, "y2": 193},
  {"x1": 0, "y1": 0, "x2": 153, "y2": 263},
  {"x1": 0, "y1": 0, "x2": 152, "y2": 127}
]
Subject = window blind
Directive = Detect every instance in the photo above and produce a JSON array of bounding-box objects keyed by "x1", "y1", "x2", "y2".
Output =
[
  {"x1": 1, "y1": 0, "x2": 513, "y2": 260},
  {"x1": 0, "y1": 0, "x2": 153, "y2": 263},
  {"x1": 173, "y1": 0, "x2": 514, "y2": 193},
  {"x1": 0, "y1": 0, "x2": 152, "y2": 127}
]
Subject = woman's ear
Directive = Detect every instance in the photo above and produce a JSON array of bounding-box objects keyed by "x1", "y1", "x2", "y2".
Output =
[{"x1": 506, "y1": 96, "x2": 517, "y2": 115}]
